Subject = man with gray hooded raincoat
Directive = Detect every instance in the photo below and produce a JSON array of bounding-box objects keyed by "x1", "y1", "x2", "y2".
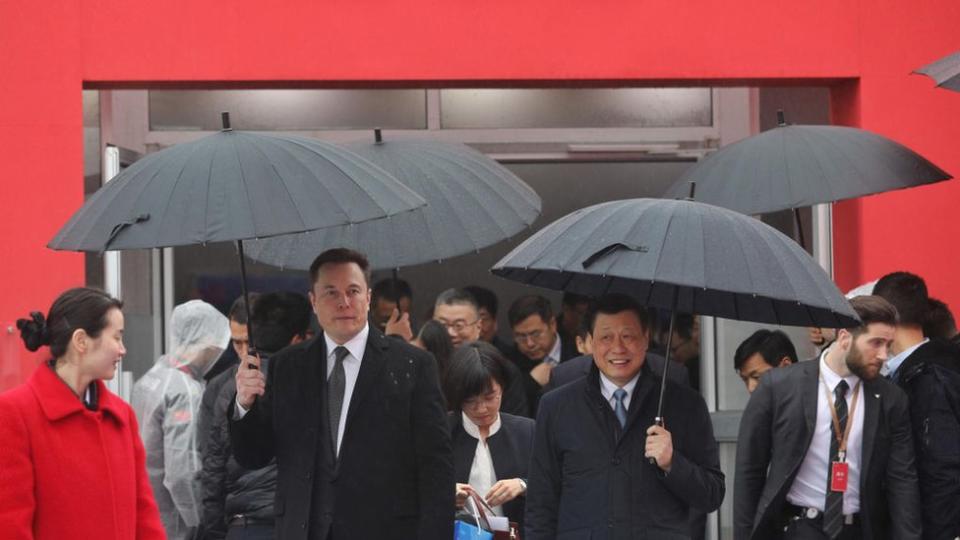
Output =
[{"x1": 132, "y1": 300, "x2": 230, "y2": 540}]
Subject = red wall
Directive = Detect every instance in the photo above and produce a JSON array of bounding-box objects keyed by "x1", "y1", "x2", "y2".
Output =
[{"x1": 2, "y1": 1, "x2": 959, "y2": 387}]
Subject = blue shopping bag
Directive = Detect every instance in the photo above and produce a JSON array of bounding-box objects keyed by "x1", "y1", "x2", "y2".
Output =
[{"x1": 454, "y1": 519, "x2": 494, "y2": 540}]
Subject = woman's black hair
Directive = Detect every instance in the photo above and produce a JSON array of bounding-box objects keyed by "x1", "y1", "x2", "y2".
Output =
[
  {"x1": 417, "y1": 319, "x2": 454, "y2": 379},
  {"x1": 443, "y1": 341, "x2": 507, "y2": 412},
  {"x1": 16, "y1": 287, "x2": 123, "y2": 358}
]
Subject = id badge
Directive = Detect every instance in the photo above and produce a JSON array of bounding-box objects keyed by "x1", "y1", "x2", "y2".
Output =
[{"x1": 830, "y1": 461, "x2": 849, "y2": 492}]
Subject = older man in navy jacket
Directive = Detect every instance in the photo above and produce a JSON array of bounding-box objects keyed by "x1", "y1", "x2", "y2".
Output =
[{"x1": 525, "y1": 294, "x2": 724, "y2": 540}]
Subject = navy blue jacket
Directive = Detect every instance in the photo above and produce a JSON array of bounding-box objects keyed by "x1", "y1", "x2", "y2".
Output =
[{"x1": 525, "y1": 363, "x2": 724, "y2": 540}]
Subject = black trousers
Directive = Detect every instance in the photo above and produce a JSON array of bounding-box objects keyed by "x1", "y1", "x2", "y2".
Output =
[
  {"x1": 783, "y1": 517, "x2": 863, "y2": 540},
  {"x1": 225, "y1": 524, "x2": 274, "y2": 540}
]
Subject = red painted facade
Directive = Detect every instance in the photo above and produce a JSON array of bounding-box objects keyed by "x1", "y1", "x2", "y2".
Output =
[{"x1": 2, "y1": 1, "x2": 958, "y2": 385}]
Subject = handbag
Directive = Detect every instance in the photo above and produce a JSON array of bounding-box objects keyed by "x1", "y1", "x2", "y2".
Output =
[
  {"x1": 454, "y1": 494, "x2": 494, "y2": 540},
  {"x1": 468, "y1": 492, "x2": 522, "y2": 540}
]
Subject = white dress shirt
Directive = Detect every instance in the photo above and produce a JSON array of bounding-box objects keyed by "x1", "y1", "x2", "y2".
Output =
[
  {"x1": 324, "y1": 324, "x2": 369, "y2": 454},
  {"x1": 462, "y1": 411, "x2": 503, "y2": 516},
  {"x1": 786, "y1": 349, "x2": 864, "y2": 514},
  {"x1": 883, "y1": 338, "x2": 928, "y2": 379},
  {"x1": 544, "y1": 333, "x2": 562, "y2": 366},
  {"x1": 599, "y1": 370, "x2": 641, "y2": 413}
]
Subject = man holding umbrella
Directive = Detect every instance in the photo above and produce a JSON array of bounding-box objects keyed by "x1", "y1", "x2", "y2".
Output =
[
  {"x1": 525, "y1": 294, "x2": 725, "y2": 539},
  {"x1": 230, "y1": 248, "x2": 453, "y2": 540}
]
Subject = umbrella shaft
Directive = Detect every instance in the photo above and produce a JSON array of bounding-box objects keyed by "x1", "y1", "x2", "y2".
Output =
[
  {"x1": 655, "y1": 311, "x2": 676, "y2": 422},
  {"x1": 236, "y1": 240, "x2": 258, "y2": 360}
]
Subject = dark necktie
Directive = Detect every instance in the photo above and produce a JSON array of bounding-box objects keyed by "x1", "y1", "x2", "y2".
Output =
[
  {"x1": 823, "y1": 379, "x2": 849, "y2": 539},
  {"x1": 328, "y1": 346, "x2": 349, "y2": 457}
]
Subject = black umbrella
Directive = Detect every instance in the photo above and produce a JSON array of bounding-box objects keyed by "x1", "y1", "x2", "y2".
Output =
[
  {"x1": 244, "y1": 130, "x2": 542, "y2": 271},
  {"x1": 491, "y1": 197, "x2": 858, "y2": 425},
  {"x1": 49, "y1": 114, "x2": 426, "y2": 352},
  {"x1": 915, "y1": 50, "x2": 960, "y2": 92},
  {"x1": 661, "y1": 111, "x2": 951, "y2": 248}
]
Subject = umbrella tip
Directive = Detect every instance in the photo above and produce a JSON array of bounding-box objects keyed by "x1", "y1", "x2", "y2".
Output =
[
  {"x1": 686, "y1": 181, "x2": 697, "y2": 201},
  {"x1": 221, "y1": 112, "x2": 233, "y2": 132},
  {"x1": 374, "y1": 128, "x2": 383, "y2": 144},
  {"x1": 776, "y1": 109, "x2": 786, "y2": 127}
]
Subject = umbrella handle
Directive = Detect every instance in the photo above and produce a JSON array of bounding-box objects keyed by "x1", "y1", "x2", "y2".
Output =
[{"x1": 648, "y1": 416, "x2": 664, "y2": 466}]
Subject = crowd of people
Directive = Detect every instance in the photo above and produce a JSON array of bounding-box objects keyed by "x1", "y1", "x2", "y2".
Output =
[{"x1": 2, "y1": 247, "x2": 959, "y2": 540}]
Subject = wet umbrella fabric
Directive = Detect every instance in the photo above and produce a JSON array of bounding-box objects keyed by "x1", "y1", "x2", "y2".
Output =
[
  {"x1": 244, "y1": 138, "x2": 542, "y2": 270},
  {"x1": 915, "y1": 50, "x2": 960, "y2": 92},
  {"x1": 661, "y1": 122, "x2": 950, "y2": 217},
  {"x1": 491, "y1": 198, "x2": 859, "y2": 328},
  {"x1": 48, "y1": 131, "x2": 426, "y2": 251},
  {"x1": 492, "y1": 197, "x2": 859, "y2": 422}
]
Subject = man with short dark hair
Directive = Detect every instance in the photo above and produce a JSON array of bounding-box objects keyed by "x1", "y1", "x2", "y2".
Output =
[
  {"x1": 923, "y1": 297, "x2": 957, "y2": 341},
  {"x1": 526, "y1": 293, "x2": 724, "y2": 539},
  {"x1": 507, "y1": 295, "x2": 577, "y2": 411},
  {"x1": 434, "y1": 288, "x2": 530, "y2": 418},
  {"x1": 370, "y1": 277, "x2": 414, "y2": 341},
  {"x1": 230, "y1": 248, "x2": 453, "y2": 540},
  {"x1": 734, "y1": 329, "x2": 799, "y2": 393},
  {"x1": 735, "y1": 295, "x2": 921, "y2": 540},
  {"x1": 557, "y1": 292, "x2": 591, "y2": 348},
  {"x1": 200, "y1": 292, "x2": 311, "y2": 539},
  {"x1": 874, "y1": 271, "x2": 960, "y2": 540},
  {"x1": 464, "y1": 285, "x2": 513, "y2": 353}
]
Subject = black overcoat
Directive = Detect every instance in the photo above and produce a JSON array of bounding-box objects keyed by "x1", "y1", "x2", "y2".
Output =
[{"x1": 229, "y1": 328, "x2": 453, "y2": 540}]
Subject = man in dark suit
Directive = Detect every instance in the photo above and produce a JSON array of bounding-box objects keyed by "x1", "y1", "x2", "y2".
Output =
[
  {"x1": 525, "y1": 293, "x2": 724, "y2": 539},
  {"x1": 507, "y1": 295, "x2": 578, "y2": 413},
  {"x1": 230, "y1": 248, "x2": 453, "y2": 540},
  {"x1": 735, "y1": 295, "x2": 921, "y2": 540},
  {"x1": 733, "y1": 329, "x2": 799, "y2": 394}
]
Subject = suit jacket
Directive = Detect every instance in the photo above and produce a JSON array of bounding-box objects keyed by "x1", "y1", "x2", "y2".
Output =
[
  {"x1": 449, "y1": 412, "x2": 535, "y2": 529},
  {"x1": 510, "y1": 334, "x2": 579, "y2": 415},
  {"x1": 544, "y1": 353, "x2": 690, "y2": 394},
  {"x1": 525, "y1": 363, "x2": 724, "y2": 540},
  {"x1": 734, "y1": 359, "x2": 921, "y2": 540},
  {"x1": 229, "y1": 328, "x2": 453, "y2": 540}
]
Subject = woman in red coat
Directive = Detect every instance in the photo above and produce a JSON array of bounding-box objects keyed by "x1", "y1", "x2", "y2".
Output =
[{"x1": 0, "y1": 287, "x2": 165, "y2": 539}]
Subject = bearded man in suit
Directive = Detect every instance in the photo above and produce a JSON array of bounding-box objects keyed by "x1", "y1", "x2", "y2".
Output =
[{"x1": 734, "y1": 295, "x2": 921, "y2": 540}]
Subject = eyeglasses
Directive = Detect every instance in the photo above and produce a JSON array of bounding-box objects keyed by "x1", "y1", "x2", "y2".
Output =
[
  {"x1": 514, "y1": 329, "x2": 546, "y2": 343},
  {"x1": 462, "y1": 390, "x2": 502, "y2": 410},
  {"x1": 437, "y1": 318, "x2": 478, "y2": 333}
]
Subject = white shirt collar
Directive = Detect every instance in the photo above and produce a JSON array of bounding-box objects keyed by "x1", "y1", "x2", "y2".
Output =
[
  {"x1": 324, "y1": 323, "x2": 369, "y2": 363},
  {"x1": 461, "y1": 411, "x2": 501, "y2": 440},
  {"x1": 599, "y1": 369, "x2": 641, "y2": 402},
  {"x1": 885, "y1": 338, "x2": 928, "y2": 377},
  {"x1": 820, "y1": 346, "x2": 860, "y2": 394},
  {"x1": 545, "y1": 332, "x2": 562, "y2": 365}
]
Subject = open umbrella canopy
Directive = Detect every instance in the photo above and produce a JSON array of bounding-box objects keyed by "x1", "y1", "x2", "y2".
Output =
[
  {"x1": 492, "y1": 198, "x2": 859, "y2": 328},
  {"x1": 661, "y1": 115, "x2": 951, "y2": 216},
  {"x1": 48, "y1": 129, "x2": 426, "y2": 252},
  {"x1": 915, "y1": 50, "x2": 960, "y2": 92},
  {"x1": 244, "y1": 133, "x2": 542, "y2": 270}
]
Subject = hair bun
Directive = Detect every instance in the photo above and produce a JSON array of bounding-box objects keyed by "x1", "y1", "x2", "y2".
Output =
[{"x1": 16, "y1": 311, "x2": 50, "y2": 352}]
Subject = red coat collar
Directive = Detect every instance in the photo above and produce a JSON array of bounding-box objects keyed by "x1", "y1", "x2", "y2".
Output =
[{"x1": 29, "y1": 363, "x2": 127, "y2": 425}]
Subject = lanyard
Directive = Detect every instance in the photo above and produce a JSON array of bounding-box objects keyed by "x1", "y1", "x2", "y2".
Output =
[{"x1": 819, "y1": 373, "x2": 861, "y2": 463}]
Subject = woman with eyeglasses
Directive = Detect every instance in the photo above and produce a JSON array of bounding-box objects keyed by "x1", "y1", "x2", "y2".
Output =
[{"x1": 444, "y1": 341, "x2": 535, "y2": 530}]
